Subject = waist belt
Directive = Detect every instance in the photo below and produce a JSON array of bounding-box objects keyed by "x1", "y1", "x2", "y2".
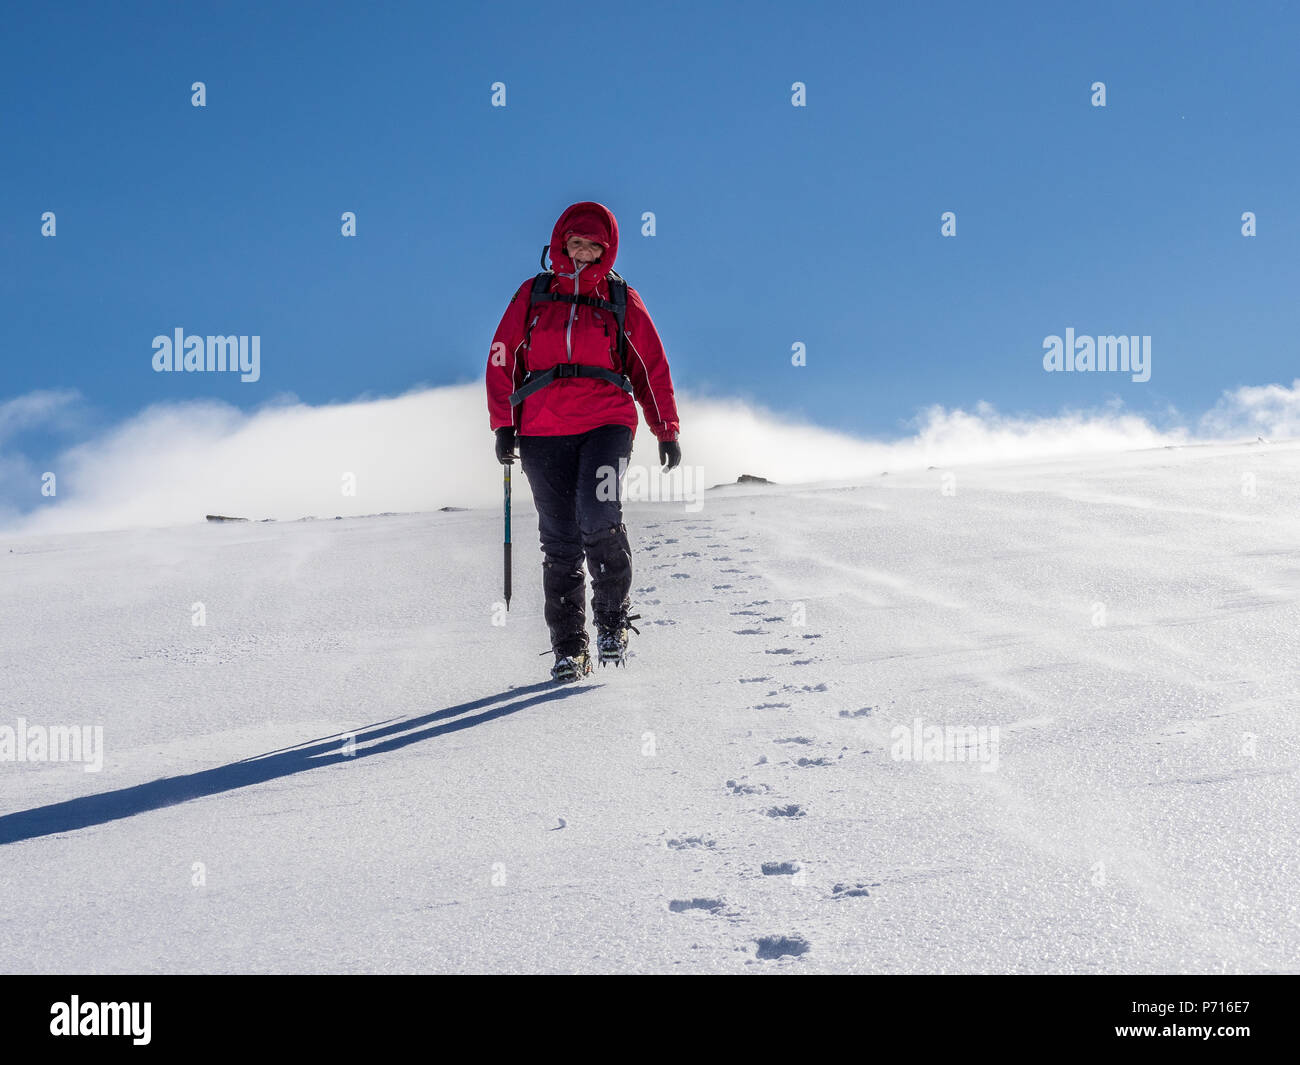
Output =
[{"x1": 509, "y1": 363, "x2": 633, "y2": 407}]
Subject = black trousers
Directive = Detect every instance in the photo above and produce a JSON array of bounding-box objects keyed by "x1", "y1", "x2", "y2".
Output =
[{"x1": 519, "y1": 423, "x2": 634, "y2": 657}]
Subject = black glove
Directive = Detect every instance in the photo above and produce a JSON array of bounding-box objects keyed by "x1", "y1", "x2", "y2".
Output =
[
  {"x1": 659, "y1": 437, "x2": 681, "y2": 471},
  {"x1": 495, "y1": 426, "x2": 517, "y2": 465}
]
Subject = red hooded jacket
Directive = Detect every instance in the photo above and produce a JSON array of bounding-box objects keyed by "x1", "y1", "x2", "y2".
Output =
[{"x1": 486, "y1": 202, "x2": 680, "y2": 442}]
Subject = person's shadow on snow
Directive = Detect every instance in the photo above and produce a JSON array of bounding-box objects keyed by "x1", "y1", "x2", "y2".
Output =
[{"x1": 0, "y1": 681, "x2": 595, "y2": 845}]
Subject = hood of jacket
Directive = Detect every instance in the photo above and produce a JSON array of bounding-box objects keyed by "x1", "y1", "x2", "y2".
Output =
[{"x1": 548, "y1": 201, "x2": 619, "y2": 295}]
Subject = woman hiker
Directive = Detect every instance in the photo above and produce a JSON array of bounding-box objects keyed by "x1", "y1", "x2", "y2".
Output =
[{"x1": 486, "y1": 201, "x2": 682, "y2": 682}]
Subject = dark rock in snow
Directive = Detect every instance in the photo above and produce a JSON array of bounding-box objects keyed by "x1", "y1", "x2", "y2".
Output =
[{"x1": 707, "y1": 473, "x2": 775, "y2": 490}]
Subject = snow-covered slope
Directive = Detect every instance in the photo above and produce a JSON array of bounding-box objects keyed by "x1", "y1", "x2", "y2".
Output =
[{"x1": 2, "y1": 441, "x2": 1297, "y2": 973}]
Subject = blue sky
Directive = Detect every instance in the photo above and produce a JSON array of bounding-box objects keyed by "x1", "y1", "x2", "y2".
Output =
[{"x1": 2, "y1": 0, "x2": 1298, "y2": 501}]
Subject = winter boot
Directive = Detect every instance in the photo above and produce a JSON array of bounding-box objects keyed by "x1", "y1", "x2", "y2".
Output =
[
  {"x1": 550, "y1": 649, "x2": 593, "y2": 683},
  {"x1": 595, "y1": 612, "x2": 641, "y2": 667}
]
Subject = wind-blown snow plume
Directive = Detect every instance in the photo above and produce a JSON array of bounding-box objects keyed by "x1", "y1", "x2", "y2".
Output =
[
  {"x1": 0, "y1": 381, "x2": 1286, "y2": 536},
  {"x1": 1200, "y1": 379, "x2": 1300, "y2": 441}
]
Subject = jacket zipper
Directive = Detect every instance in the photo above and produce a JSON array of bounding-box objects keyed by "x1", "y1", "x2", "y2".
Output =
[{"x1": 565, "y1": 263, "x2": 584, "y2": 362}]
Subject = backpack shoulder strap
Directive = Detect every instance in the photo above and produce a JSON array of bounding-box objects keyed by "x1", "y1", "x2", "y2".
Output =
[
  {"x1": 605, "y1": 270, "x2": 629, "y2": 375},
  {"x1": 529, "y1": 270, "x2": 554, "y2": 303}
]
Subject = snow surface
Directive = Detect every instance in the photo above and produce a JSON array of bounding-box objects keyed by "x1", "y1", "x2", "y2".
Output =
[{"x1": 1, "y1": 441, "x2": 1297, "y2": 973}]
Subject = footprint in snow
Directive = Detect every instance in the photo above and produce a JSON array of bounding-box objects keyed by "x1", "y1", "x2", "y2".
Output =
[
  {"x1": 754, "y1": 935, "x2": 810, "y2": 960},
  {"x1": 711, "y1": 556, "x2": 733, "y2": 562},
  {"x1": 726, "y1": 779, "x2": 772, "y2": 796},
  {"x1": 738, "y1": 676, "x2": 770, "y2": 683},
  {"x1": 730, "y1": 609, "x2": 760, "y2": 616},
  {"x1": 760, "y1": 862, "x2": 803, "y2": 876},
  {"x1": 670, "y1": 572, "x2": 690, "y2": 579},
  {"x1": 753, "y1": 702, "x2": 791, "y2": 710},
  {"x1": 713, "y1": 584, "x2": 733, "y2": 590},
  {"x1": 774, "y1": 736, "x2": 813, "y2": 745},
  {"x1": 734, "y1": 628, "x2": 769, "y2": 636},
  {"x1": 831, "y1": 882, "x2": 876, "y2": 898},
  {"x1": 667, "y1": 836, "x2": 716, "y2": 850},
  {"x1": 795, "y1": 757, "x2": 833, "y2": 768},
  {"x1": 839, "y1": 707, "x2": 873, "y2": 718},
  {"x1": 791, "y1": 658, "x2": 815, "y2": 666},
  {"x1": 637, "y1": 586, "x2": 657, "y2": 594},
  {"x1": 669, "y1": 898, "x2": 724, "y2": 914},
  {"x1": 765, "y1": 804, "x2": 806, "y2": 818},
  {"x1": 765, "y1": 648, "x2": 797, "y2": 655}
]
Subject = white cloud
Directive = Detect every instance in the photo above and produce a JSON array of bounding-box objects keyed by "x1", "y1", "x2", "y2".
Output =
[
  {"x1": 1199, "y1": 379, "x2": 1300, "y2": 440},
  {"x1": 0, "y1": 381, "x2": 1285, "y2": 537},
  {"x1": 0, "y1": 389, "x2": 83, "y2": 445}
]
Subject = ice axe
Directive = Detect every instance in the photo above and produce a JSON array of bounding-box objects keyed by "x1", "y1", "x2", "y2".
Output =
[{"x1": 503, "y1": 462, "x2": 512, "y2": 611}]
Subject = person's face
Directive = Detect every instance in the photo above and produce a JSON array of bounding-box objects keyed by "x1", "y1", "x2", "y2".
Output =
[{"x1": 565, "y1": 235, "x2": 604, "y2": 264}]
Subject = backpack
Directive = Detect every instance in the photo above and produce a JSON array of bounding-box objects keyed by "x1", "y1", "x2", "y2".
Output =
[{"x1": 507, "y1": 245, "x2": 634, "y2": 411}]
